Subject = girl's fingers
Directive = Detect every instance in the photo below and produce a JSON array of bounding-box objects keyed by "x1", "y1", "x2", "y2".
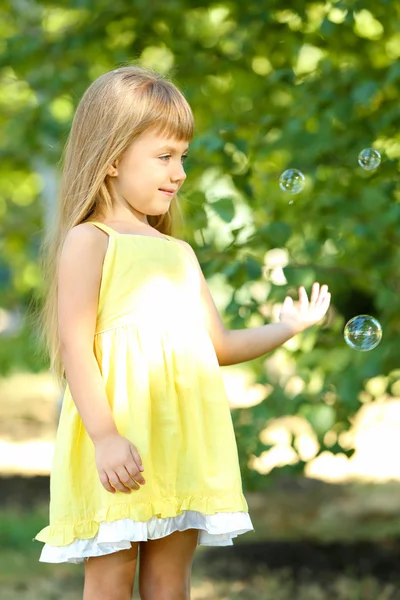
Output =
[
  {"x1": 129, "y1": 446, "x2": 146, "y2": 485},
  {"x1": 108, "y1": 471, "x2": 131, "y2": 494},
  {"x1": 281, "y1": 284, "x2": 331, "y2": 325},
  {"x1": 99, "y1": 470, "x2": 115, "y2": 494},
  {"x1": 298, "y1": 286, "x2": 309, "y2": 311},
  {"x1": 130, "y1": 445, "x2": 144, "y2": 472},
  {"x1": 315, "y1": 286, "x2": 330, "y2": 312},
  {"x1": 114, "y1": 466, "x2": 137, "y2": 491},
  {"x1": 310, "y1": 282, "x2": 320, "y2": 306},
  {"x1": 281, "y1": 295, "x2": 294, "y2": 313},
  {"x1": 318, "y1": 284, "x2": 329, "y2": 303},
  {"x1": 121, "y1": 466, "x2": 143, "y2": 491},
  {"x1": 124, "y1": 466, "x2": 143, "y2": 489},
  {"x1": 320, "y1": 292, "x2": 331, "y2": 312},
  {"x1": 314, "y1": 292, "x2": 331, "y2": 321},
  {"x1": 126, "y1": 461, "x2": 146, "y2": 486}
]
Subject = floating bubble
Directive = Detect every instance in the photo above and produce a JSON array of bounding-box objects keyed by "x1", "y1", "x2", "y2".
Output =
[
  {"x1": 279, "y1": 169, "x2": 305, "y2": 194},
  {"x1": 344, "y1": 315, "x2": 382, "y2": 352},
  {"x1": 358, "y1": 148, "x2": 381, "y2": 171}
]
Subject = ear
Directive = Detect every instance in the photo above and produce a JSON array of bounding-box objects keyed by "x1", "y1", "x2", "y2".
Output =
[{"x1": 107, "y1": 160, "x2": 118, "y2": 177}]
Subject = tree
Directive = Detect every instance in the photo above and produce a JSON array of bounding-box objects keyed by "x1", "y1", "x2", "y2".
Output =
[{"x1": 1, "y1": 0, "x2": 400, "y2": 487}]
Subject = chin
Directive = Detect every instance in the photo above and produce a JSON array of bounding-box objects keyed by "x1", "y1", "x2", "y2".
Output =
[{"x1": 149, "y1": 203, "x2": 171, "y2": 216}]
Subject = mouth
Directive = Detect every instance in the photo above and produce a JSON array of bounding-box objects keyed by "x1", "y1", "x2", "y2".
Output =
[{"x1": 159, "y1": 188, "x2": 177, "y2": 197}]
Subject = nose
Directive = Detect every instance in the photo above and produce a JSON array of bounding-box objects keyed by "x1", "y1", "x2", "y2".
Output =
[{"x1": 171, "y1": 160, "x2": 187, "y2": 183}]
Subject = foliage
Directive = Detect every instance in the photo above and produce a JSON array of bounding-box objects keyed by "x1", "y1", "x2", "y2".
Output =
[{"x1": 1, "y1": 0, "x2": 400, "y2": 485}]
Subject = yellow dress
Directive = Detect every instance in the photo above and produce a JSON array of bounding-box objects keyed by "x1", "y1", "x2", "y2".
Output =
[{"x1": 36, "y1": 222, "x2": 252, "y2": 563}]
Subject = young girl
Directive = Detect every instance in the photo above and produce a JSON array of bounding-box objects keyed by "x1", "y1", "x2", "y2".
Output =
[{"x1": 35, "y1": 66, "x2": 331, "y2": 600}]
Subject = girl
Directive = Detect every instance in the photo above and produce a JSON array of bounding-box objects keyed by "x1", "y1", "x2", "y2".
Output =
[{"x1": 35, "y1": 66, "x2": 331, "y2": 600}]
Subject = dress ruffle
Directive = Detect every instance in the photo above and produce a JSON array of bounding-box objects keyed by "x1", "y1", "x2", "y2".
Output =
[
  {"x1": 38, "y1": 511, "x2": 253, "y2": 564},
  {"x1": 35, "y1": 493, "x2": 249, "y2": 547}
]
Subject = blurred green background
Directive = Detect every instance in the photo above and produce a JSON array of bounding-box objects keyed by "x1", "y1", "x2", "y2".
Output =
[{"x1": 2, "y1": 1, "x2": 400, "y2": 598}]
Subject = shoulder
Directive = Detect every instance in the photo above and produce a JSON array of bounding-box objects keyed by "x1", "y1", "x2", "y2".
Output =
[
  {"x1": 65, "y1": 222, "x2": 107, "y2": 243},
  {"x1": 173, "y1": 238, "x2": 197, "y2": 257},
  {"x1": 172, "y1": 238, "x2": 203, "y2": 274},
  {"x1": 61, "y1": 223, "x2": 109, "y2": 264},
  {"x1": 173, "y1": 238, "x2": 199, "y2": 262},
  {"x1": 63, "y1": 222, "x2": 108, "y2": 249}
]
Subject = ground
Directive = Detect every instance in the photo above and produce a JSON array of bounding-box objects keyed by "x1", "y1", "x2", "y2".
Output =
[{"x1": 2, "y1": 372, "x2": 400, "y2": 598}]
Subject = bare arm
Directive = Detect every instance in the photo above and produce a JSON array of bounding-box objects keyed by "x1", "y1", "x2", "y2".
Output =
[
  {"x1": 179, "y1": 241, "x2": 330, "y2": 366},
  {"x1": 58, "y1": 223, "x2": 145, "y2": 493},
  {"x1": 58, "y1": 224, "x2": 118, "y2": 441}
]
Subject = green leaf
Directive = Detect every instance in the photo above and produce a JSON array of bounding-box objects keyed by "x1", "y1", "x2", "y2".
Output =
[
  {"x1": 245, "y1": 256, "x2": 262, "y2": 279},
  {"x1": 258, "y1": 222, "x2": 292, "y2": 247},
  {"x1": 211, "y1": 197, "x2": 235, "y2": 222}
]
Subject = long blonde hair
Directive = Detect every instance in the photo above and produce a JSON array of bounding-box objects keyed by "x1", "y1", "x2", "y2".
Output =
[{"x1": 39, "y1": 65, "x2": 194, "y2": 381}]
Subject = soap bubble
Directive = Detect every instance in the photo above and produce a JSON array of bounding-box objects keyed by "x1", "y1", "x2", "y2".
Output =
[
  {"x1": 358, "y1": 148, "x2": 381, "y2": 171},
  {"x1": 279, "y1": 169, "x2": 305, "y2": 194},
  {"x1": 344, "y1": 315, "x2": 382, "y2": 352}
]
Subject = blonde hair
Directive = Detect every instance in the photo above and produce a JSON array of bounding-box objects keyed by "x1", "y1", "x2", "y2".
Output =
[{"x1": 39, "y1": 65, "x2": 194, "y2": 381}]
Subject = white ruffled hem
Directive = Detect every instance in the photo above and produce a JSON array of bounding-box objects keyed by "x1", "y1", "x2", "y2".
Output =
[{"x1": 39, "y1": 511, "x2": 253, "y2": 563}]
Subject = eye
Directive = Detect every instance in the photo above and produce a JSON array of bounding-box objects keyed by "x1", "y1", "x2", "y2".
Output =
[
  {"x1": 181, "y1": 154, "x2": 189, "y2": 164},
  {"x1": 159, "y1": 154, "x2": 171, "y2": 162}
]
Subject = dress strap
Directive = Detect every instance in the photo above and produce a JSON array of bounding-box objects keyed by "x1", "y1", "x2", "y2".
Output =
[{"x1": 86, "y1": 221, "x2": 117, "y2": 236}]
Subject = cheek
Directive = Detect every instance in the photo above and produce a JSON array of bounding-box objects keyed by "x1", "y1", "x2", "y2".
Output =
[
  {"x1": 118, "y1": 166, "x2": 140, "y2": 190},
  {"x1": 118, "y1": 166, "x2": 160, "y2": 202},
  {"x1": 123, "y1": 162, "x2": 158, "y2": 184},
  {"x1": 116, "y1": 159, "x2": 163, "y2": 197}
]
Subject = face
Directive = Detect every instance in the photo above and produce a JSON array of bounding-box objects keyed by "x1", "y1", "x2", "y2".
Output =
[{"x1": 108, "y1": 129, "x2": 189, "y2": 221}]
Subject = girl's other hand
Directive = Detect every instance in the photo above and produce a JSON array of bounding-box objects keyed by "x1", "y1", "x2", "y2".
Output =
[
  {"x1": 93, "y1": 433, "x2": 146, "y2": 493},
  {"x1": 279, "y1": 282, "x2": 331, "y2": 335}
]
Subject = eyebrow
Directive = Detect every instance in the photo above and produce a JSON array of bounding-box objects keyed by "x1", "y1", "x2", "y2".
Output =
[{"x1": 158, "y1": 145, "x2": 190, "y2": 154}]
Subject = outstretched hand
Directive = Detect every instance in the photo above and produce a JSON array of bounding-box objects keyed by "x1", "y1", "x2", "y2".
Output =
[{"x1": 279, "y1": 282, "x2": 331, "y2": 335}]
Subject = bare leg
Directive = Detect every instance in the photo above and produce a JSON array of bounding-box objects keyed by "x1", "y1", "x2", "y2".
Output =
[
  {"x1": 83, "y1": 543, "x2": 139, "y2": 600},
  {"x1": 138, "y1": 529, "x2": 199, "y2": 600}
]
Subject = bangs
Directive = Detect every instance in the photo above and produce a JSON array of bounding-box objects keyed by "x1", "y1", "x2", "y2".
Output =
[{"x1": 138, "y1": 79, "x2": 194, "y2": 142}]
